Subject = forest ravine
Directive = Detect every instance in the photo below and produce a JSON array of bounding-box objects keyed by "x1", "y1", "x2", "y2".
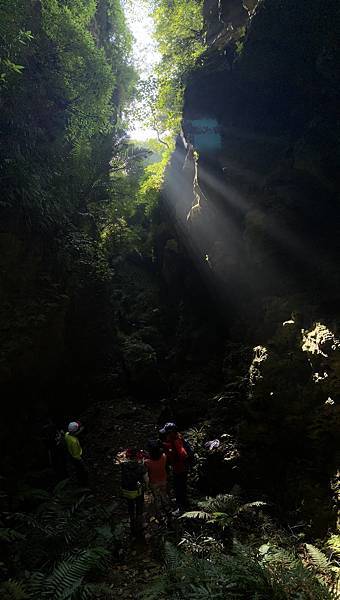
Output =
[{"x1": 0, "y1": 1, "x2": 339, "y2": 599}]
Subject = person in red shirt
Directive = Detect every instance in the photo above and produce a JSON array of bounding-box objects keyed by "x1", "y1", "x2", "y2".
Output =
[
  {"x1": 159, "y1": 423, "x2": 188, "y2": 513},
  {"x1": 145, "y1": 441, "x2": 169, "y2": 512}
]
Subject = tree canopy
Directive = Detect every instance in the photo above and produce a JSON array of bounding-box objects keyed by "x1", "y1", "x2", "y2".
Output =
[
  {"x1": 0, "y1": 0, "x2": 136, "y2": 225},
  {"x1": 150, "y1": 0, "x2": 205, "y2": 133}
]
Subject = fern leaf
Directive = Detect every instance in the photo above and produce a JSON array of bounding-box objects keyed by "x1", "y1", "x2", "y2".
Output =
[
  {"x1": 28, "y1": 548, "x2": 110, "y2": 599},
  {"x1": 198, "y1": 494, "x2": 240, "y2": 514},
  {"x1": 326, "y1": 535, "x2": 340, "y2": 559},
  {"x1": 15, "y1": 512, "x2": 54, "y2": 536},
  {"x1": 238, "y1": 501, "x2": 267, "y2": 512},
  {"x1": 56, "y1": 579, "x2": 83, "y2": 600},
  {"x1": 0, "y1": 580, "x2": 29, "y2": 600},
  {"x1": 180, "y1": 511, "x2": 211, "y2": 521},
  {"x1": 164, "y1": 542, "x2": 183, "y2": 571},
  {"x1": 305, "y1": 544, "x2": 331, "y2": 573},
  {"x1": 26, "y1": 572, "x2": 45, "y2": 597},
  {"x1": 210, "y1": 512, "x2": 233, "y2": 529},
  {"x1": 260, "y1": 546, "x2": 298, "y2": 569}
]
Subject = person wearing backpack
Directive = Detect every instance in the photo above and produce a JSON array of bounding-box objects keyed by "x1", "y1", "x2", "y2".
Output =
[
  {"x1": 121, "y1": 447, "x2": 149, "y2": 536},
  {"x1": 159, "y1": 423, "x2": 189, "y2": 515},
  {"x1": 64, "y1": 421, "x2": 88, "y2": 486}
]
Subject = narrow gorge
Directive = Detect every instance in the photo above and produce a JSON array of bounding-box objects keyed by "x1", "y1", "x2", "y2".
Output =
[{"x1": 0, "y1": 1, "x2": 339, "y2": 598}]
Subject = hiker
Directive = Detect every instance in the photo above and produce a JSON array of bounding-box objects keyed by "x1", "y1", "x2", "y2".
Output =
[
  {"x1": 121, "y1": 447, "x2": 149, "y2": 536},
  {"x1": 64, "y1": 421, "x2": 88, "y2": 485},
  {"x1": 159, "y1": 422, "x2": 189, "y2": 514},
  {"x1": 145, "y1": 440, "x2": 169, "y2": 513}
]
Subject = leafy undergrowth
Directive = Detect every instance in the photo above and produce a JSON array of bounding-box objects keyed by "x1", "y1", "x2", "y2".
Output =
[
  {"x1": 0, "y1": 396, "x2": 166, "y2": 600},
  {"x1": 1, "y1": 395, "x2": 339, "y2": 599},
  {"x1": 144, "y1": 493, "x2": 340, "y2": 599},
  {"x1": 0, "y1": 480, "x2": 121, "y2": 599}
]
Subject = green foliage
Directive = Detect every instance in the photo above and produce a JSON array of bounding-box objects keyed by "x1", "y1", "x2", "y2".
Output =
[
  {"x1": 185, "y1": 426, "x2": 208, "y2": 450},
  {"x1": 171, "y1": 494, "x2": 338, "y2": 598},
  {"x1": 98, "y1": 137, "x2": 173, "y2": 258},
  {"x1": 136, "y1": 141, "x2": 173, "y2": 214},
  {"x1": 0, "y1": 580, "x2": 29, "y2": 600},
  {"x1": 144, "y1": 540, "x2": 335, "y2": 599},
  {"x1": 27, "y1": 548, "x2": 112, "y2": 599},
  {"x1": 182, "y1": 494, "x2": 267, "y2": 531},
  {"x1": 179, "y1": 531, "x2": 223, "y2": 557},
  {"x1": 326, "y1": 534, "x2": 340, "y2": 559},
  {"x1": 0, "y1": 0, "x2": 33, "y2": 84},
  {"x1": 98, "y1": 141, "x2": 154, "y2": 257},
  {"x1": 0, "y1": 0, "x2": 136, "y2": 224},
  {"x1": 305, "y1": 543, "x2": 331, "y2": 573},
  {"x1": 151, "y1": 0, "x2": 205, "y2": 133},
  {"x1": 1, "y1": 481, "x2": 120, "y2": 599}
]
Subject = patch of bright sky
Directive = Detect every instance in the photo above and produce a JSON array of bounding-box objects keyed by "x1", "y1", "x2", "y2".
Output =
[{"x1": 122, "y1": 0, "x2": 160, "y2": 141}]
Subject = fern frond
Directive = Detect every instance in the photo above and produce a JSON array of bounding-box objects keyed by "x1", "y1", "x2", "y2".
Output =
[
  {"x1": 27, "y1": 548, "x2": 111, "y2": 599},
  {"x1": 14, "y1": 512, "x2": 54, "y2": 536},
  {"x1": 34, "y1": 495, "x2": 88, "y2": 544},
  {"x1": 146, "y1": 539, "x2": 336, "y2": 600},
  {"x1": 198, "y1": 494, "x2": 240, "y2": 515},
  {"x1": 0, "y1": 527, "x2": 26, "y2": 542},
  {"x1": 326, "y1": 535, "x2": 340, "y2": 560},
  {"x1": 26, "y1": 572, "x2": 46, "y2": 598},
  {"x1": 210, "y1": 512, "x2": 233, "y2": 529},
  {"x1": 180, "y1": 511, "x2": 211, "y2": 521},
  {"x1": 260, "y1": 545, "x2": 299, "y2": 569},
  {"x1": 305, "y1": 543, "x2": 332, "y2": 573},
  {"x1": 164, "y1": 542, "x2": 183, "y2": 572},
  {"x1": 0, "y1": 580, "x2": 29, "y2": 600},
  {"x1": 55, "y1": 578, "x2": 83, "y2": 600},
  {"x1": 238, "y1": 501, "x2": 267, "y2": 512}
]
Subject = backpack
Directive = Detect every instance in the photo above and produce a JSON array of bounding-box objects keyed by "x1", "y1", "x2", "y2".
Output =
[{"x1": 121, "y1": 461, "x2": 144, "y2": 491}]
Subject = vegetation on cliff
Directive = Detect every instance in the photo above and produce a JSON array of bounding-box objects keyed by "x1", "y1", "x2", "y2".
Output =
[
  {"x1": 0, "y1": 0, "x2": 148, "y2": 402},
  {"x1": 151, "y1": 0, "x2": 205, "y2": 133},
  {"x1": 0, "y1": 0, "x2": 339, "y2": 598}
]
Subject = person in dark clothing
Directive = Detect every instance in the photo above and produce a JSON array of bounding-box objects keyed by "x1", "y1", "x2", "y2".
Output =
[
  {"x1": 159, "y1": 423, "x2": 189, "y2": 514},
  {"x1": 121, "y1": 448, "x2": 148, "y2": 535}
]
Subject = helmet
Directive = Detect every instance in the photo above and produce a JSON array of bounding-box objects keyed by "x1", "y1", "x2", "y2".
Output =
[
  {"x1": 68, "y1": 421, "x2": 80, "y2": 434},
  {"x1": 159, "y1": 422, "x2": 177, "y2": 435}
]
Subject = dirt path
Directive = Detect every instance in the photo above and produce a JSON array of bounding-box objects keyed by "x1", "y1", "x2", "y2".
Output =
[{"x1": 84, "y1": 394, "x2": 169, "y2": 599}]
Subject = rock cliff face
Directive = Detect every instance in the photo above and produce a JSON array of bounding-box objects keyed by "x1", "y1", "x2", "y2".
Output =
[
  {"x1": 156, "y1": 0, "x2": 340, "y2": 529},
  {"x1": 160, "y1": 0, "x2": 340, "y2": 339},
  {"x1": 0, "y1": 212, "x2": 117, "y2": 475}
]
